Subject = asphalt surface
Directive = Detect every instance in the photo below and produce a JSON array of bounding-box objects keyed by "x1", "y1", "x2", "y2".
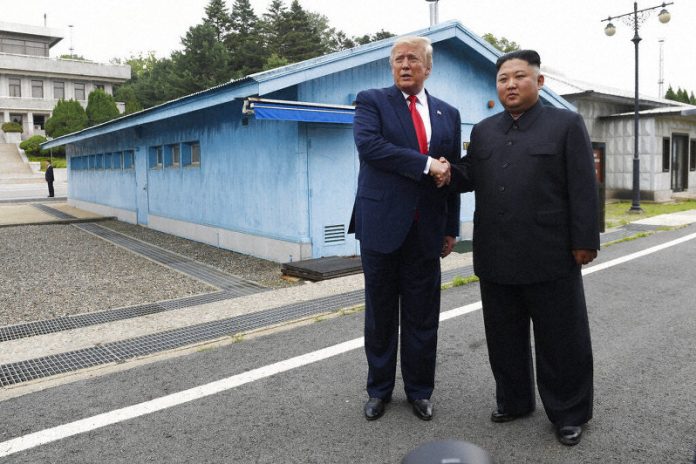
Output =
[{"x1": 1, "y1": 225, "x2": 695, "y2": 463}]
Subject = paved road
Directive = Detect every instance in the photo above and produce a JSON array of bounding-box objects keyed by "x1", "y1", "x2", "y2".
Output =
[{"x1": 1, "y1": 225, "x2": 695, "y2": 463}]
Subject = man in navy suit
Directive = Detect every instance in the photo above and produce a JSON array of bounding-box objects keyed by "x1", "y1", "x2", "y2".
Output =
[
  {"x1": 351, "y1": 36, "x2": 461, "y2": 421},
  {"x1": 449, "y1": 50, "x2": 599, "y2": 446}
]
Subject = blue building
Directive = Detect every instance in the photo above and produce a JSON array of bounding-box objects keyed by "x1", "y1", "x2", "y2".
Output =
[{"x1": 43, "y1": 21, "x2": 572, "y2": 263}]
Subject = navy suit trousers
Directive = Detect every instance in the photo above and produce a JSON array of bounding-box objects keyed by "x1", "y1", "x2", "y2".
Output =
[{"x1": 361, "y1": 221, "x2": 441, "y2": 401}]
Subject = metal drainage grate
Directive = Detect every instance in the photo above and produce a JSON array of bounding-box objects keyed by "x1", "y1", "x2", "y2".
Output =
[
  {"x1": 0, "y1": 289, "x2": 368, "y2": 386},
  {"x1": 74, "y1": 222, "x2": 267, "y2": 295},
  {"x1": 32, "y1": 203, "x2": 77, "y2": 220}
]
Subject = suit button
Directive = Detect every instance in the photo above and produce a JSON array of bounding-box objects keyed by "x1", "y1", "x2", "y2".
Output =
[
  {"x1": 498, "y1": 186, "x2": 505, "y2": 192},
  {"x1": 506, "y1": 140, "x2": 513, "y2": 146},
  {"x1": 502, "y1": 162, "x2": 510, "y2": 168}
]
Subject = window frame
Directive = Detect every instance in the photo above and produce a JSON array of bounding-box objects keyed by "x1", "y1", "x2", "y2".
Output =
[
  {"x1": 74, "y1": 82, "x2": 86, "y2": 101},
  {"x1": 9, "y1": 77, "x2": 21, "y2": 97}
]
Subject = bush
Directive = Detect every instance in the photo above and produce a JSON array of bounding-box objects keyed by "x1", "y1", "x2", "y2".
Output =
[
  {"x1": 45, "y1": 99, "x2": 88, "y2": 138},
  {"x1": 86, "y1": 89, "x2": 120, "y2": 126},
  {"x1": 19, "y1": 135, "x2": 48, "y2": 156},
  {"x1": 1, "y1": 121, "x2": 23, "y2": 133}
]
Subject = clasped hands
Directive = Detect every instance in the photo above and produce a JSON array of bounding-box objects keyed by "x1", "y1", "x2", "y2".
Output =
[{"x1": 428, "y1": 157, "x2": 451, "y2": 188}]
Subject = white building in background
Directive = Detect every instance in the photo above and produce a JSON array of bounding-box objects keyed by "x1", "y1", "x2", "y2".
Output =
[
  {"x1": 0, "y1": 21, "x2": 130, "y2": 140},
  {"x1": 545, "y1": 69, "x2": 696, "y2": 201}
]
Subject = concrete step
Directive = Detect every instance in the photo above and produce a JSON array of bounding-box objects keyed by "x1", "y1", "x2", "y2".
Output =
[{"x1": 0, "y1": 143, "x2": 34, "y2": 177}]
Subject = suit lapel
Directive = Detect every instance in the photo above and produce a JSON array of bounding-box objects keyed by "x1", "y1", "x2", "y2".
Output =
[
  {"x1": 387, "y1": 86, "x2": 421, "y2": 152},
  {"x1": 426, "y1": 92, "x2": 441, "y2": 155}
]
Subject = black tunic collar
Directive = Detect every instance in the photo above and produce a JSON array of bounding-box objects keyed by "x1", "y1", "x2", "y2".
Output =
[{"x1": 497, "y1": 99, "x2": 544, "y2": 134}]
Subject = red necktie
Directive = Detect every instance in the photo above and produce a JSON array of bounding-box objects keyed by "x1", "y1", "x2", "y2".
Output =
[{"x1": 408, "y1": 95, "x2": 428, "y2": 154}]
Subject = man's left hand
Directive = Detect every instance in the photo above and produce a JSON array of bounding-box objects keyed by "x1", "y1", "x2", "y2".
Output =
[
  {"x1": 572, "y1": 249, "x2": 597, "y2": 265},
  {"x1": 441, "y1": 235, "x2": 456, "y2": 258}
]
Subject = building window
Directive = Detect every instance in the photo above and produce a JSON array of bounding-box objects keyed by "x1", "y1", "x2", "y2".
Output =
[
  {"x1": 662, "y1": 137, "x2": 670, "y2": 172},
  {"x1": 124, "y1": 150, "x2": 134, "y2": 169},
  {"x1": 0, "y1": 38, "x2": 48, "y2": 56},
  {"x1": 54, "y1": 82, "x2": 65, "y2": 100},
  {"x1": 149, "y1": 146, "x2": 163, "y2": 169},
  {"x1": 96, "y1": 154, "x2": 104, "y2": 169},
  {"x1": 31, "y1": 80, "x2": 44, "y2": 98},
  {"x1": 88, "y1": 155, "x2": 96, "y2": 170},
  {"x1": 182, "y1": 142, "x2": 201, "y2": 167},
  {"x1": 9, "y1": 78, "x2": 21, "y2": 97},
  {"x1": 164, "y1": 144, "x2": 180, "y2": 168},
  {"x1": 113, "y1": 151, "x2": 123, "y2": 169},
  {"x1": 104, "y1": 153, "x2": 112, "y2": 169},
  {"x1": 74, "y1": 83, "x2": 86, "y2": 100},
  {"x1": 96, "y1": 84, "x2": 105, "y2": 91},
  {"x1": 690, "y1": 140, "x2": 696, "y2": 172}
]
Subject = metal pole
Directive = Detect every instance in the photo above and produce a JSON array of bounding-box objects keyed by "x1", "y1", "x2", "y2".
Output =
[
  {"x1": 429, "y1": 1, "x2": 439, "y2": 26},
  {"x1": 630, "y1": 1, "x2": 643, "y2": 213}
]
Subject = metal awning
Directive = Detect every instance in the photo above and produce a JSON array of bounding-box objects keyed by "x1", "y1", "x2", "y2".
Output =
[{"x1": 243, "y1": 97, "x2": 355, "y2": 124}]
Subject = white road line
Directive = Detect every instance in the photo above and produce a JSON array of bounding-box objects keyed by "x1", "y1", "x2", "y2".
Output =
[{"x1": 1, "y1": 231, "x2": 695, "y2": 458}]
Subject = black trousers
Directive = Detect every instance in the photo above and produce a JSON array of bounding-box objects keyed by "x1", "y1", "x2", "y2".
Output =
[
  {"x1": 479, "y1": 268, "x2": 593, "y2": 426},
  {"x1": 47, "y1": 181, "x2": 54, "y2": 197},
  {"x1": 360, "y1": 223, "x2": 441, "y2": 401}
]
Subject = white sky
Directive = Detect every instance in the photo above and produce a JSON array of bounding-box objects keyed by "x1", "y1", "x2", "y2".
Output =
[{"x1": 5, "y1": 0, "x2": 695, "y2": 98}]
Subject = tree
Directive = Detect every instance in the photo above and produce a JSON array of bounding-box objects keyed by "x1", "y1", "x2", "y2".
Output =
[
  {"x1": 227, "y1": 0, "x2": 267, "y2": 77},
  {"x1": 85, "y1": 89, "x2": 120, "y2": 126},
  {"x1": 203, "y1": 0, "x2": 231, "y2": 41},
  {"x1": 280, "y1": 0, "x2": 327, "y2": 63},
  {"x1": 114, "y1": 86, "x2": 143, "y2": 114},
  {"x1": 45, "y1": 100, "x2": 88, "y2": 137},
  {"x1": 482, "y1": 33, "x2": 520, "y2": 53},
  {"x1": 260, "y1": 0, "x2": 288, "y2": 58},
  {"x1": 665, "y1": 85, "x2": 677, "y2": 101},
  {"x1": 170, "y1": 23, "x2": 231, "y2": 95}
]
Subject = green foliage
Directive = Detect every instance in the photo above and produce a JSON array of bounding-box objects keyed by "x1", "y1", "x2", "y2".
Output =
[
  {"x1": 86, "y1": 89, "x2": 120, "y2": 126},
  {"x1": 170, "y1": 23, "x2": 231, "y2": 95},
  {"x1": 110, "y1": 0, "x2": 393, "y2": 109},
  {"x1": 1, "y1": 121, "x2": 23, "y2": 133},
  {"x1": 45, "y1": 99, "x2": 88, "y2": 137},
  {"x1": 59, "y1": 54, "x2": 88, "y2": 61},
  {"x1": 19, "y1": 135, "x2": 48, "y2": 156},
  {"x1": 204, "y1": 0, "x2": 231, "y2": 41},
  {"x1": 114, "y1": 86, "x2": 143, "y2": 114},
  {"x1": 664, "y1": 85, "x2": 696, "y2": 104},
  {"x1": 482, "y1": 33, "x2": 520, "y2": 53}
]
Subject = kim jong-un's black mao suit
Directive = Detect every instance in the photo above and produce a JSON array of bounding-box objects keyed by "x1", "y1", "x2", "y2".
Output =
[{"x1": 450, "y1": 100, "x2": 599, "y2": 427}]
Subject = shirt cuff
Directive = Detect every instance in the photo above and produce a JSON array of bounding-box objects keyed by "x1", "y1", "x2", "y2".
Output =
[{"x1": 424, "y1": 156, "x2": 432, "y2": 174}]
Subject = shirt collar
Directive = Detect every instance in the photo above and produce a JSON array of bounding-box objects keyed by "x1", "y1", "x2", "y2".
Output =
[{"x1": 401, "y1": 88, "x2": 428, "y2": 108}]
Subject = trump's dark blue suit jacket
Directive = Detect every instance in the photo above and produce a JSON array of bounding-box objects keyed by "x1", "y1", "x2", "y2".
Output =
[{"x1": 350, "y1": 85, "x2": 461, "y2": 259}]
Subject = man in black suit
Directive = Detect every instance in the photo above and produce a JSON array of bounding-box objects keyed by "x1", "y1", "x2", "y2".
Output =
[
  {"x1": 449, "y1": 50, "x2": 599, "y2": 446},
  {"x1": 351, "y1": 36, "x2": 461, "y2": 421},
  {"x1": 45, "y1": 160, "x2": 55, "y2": 197}
]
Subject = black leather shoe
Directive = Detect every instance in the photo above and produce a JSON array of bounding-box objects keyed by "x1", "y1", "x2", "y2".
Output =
[
  {"x1": 364, "y1": 397, "x2": 388, "y2": 421},
  {"x1": 556, "y1": 425, "x2": 583, "y2": 446},
  {"x1": 490, "y1": 410, "x2": 529, "y2": 423},
  {"x1": 410, "y1": 399, "x2": 433, "y2": 421}
]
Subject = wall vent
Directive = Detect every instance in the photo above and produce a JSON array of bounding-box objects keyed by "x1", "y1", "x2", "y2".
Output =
[{"x1": 324, "y1": 224, "x2": 346, "y2": 245}]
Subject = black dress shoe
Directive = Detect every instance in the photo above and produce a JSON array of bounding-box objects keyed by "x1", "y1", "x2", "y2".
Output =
[
  {"x1": 490, "y1": 409, "x2": 529, "y2": 423},
  {"x1": 410, "y1": 399, "x2": 433, "y2": 421},
  {"x1": 556, "y1": 425, "x2": 583, "y2": 446},
  {"x1": 364, "y1": 397, "x2": 388, "y2": 421}
]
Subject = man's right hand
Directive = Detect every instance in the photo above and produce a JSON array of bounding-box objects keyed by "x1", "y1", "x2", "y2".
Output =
[{"x1": 429, "y1": 157, "x2": 450, "y2": 188}]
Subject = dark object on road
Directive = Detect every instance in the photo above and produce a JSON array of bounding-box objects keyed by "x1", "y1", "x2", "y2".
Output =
[{"x1": 402, "y1": 440, "x2": 493, "y2": 464}]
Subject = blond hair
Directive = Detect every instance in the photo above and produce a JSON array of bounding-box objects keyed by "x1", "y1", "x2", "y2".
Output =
[{"x1": 390, "y1": 36, "x2": 433, "y2": 68}]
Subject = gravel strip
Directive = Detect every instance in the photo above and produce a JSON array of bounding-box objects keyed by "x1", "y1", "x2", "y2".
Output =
[
  {"x1": 0, "y1": 224, "x2": 217, "y2": 326},
  {"x1": 100, "y1": 220, "x2": 296, "y2": 289}
]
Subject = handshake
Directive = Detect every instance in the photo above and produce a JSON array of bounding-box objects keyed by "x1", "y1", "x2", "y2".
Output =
[{"x1": 428, "y1": 157, "x2": 451, "y2": 188}]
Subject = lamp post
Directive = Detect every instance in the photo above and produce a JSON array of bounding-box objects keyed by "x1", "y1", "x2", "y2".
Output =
[{"x1": 602, "y1": 2, "x2": 673, "y2": 213}]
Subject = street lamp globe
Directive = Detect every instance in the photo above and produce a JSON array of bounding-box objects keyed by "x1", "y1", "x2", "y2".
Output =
[
  {"x1": 658, "y1": 8, "x2": 671, "y2": 23},
  {"x1": 604, "y1": 22, "x2": 617, "y2": 36}
]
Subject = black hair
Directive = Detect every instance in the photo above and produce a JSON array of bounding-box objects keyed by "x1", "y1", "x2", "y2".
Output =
[{"x1": 495, "y1": 50, "x2": 541, "y2": 71}]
